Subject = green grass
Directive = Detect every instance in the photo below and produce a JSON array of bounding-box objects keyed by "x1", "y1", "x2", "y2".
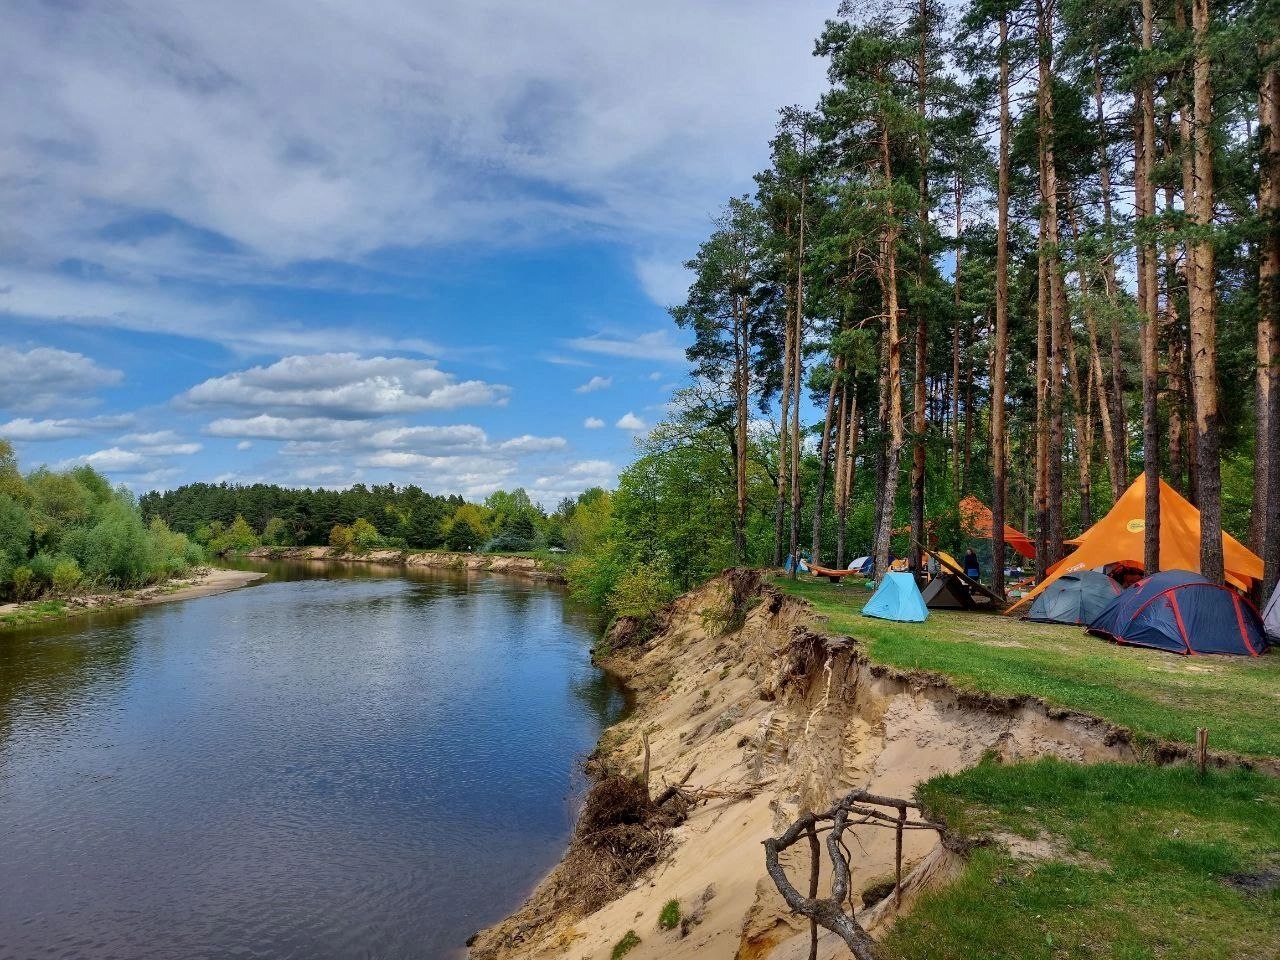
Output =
[
  {"x1": 775, "y1": 576, "x2": 1280, "y2": 759},
  {"x1": 657, "y1": 898, "x2": 681, "y2": 930},
  {"x1": 0, "y1": 599, "x2": 68, "y2": 629},
  {"x1": 610, "y1": 930, "x2": 641, "y2": 959},
  {"x1": 886, "y1": 758, "x2": 1280, "y2": 960}
]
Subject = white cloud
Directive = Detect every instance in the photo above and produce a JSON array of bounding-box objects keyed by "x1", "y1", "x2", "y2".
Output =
[
  {"x1": 0, "y1": 347, "x2": 123, "y2": 412},
  {"x1": 0, "y1": 0, "x2": 830, "y2": 288},
  {"x1": 616, "y1": 411, "x2": 647, "y2": 430},
  {"x1": 185, "y1": 353, "x2": 509, "y2": 417},
  {"x1": 634, "y1": 254, "x2": 693, "y2": 307},
  {"x1": 206, "y1": 415, "x2": 377, "y2": 441},
  {"x1": 498, "y1": 434, "x2": 567, "y2": 453},
  {"x1": 583, "y1": 416, "x2": 605, "y2": 429},
  {"x1": 116, "y1": 430, "x2": 202, "y2": 455},
  {"x1": 531, "y1": 458, "x2": 617, "y2": 503},
  {"x1": 575, "y1": 375, "x2": 612, "y2": 393},
  {"x1": 0, "y1": 414, "x2": 134, "y2": 441},
  {"x1": 648, "y1": 371, "x2": 663, "y2": 381},
  {"x1": 565, "y1": 330, "x2": 686, "y2": 364},
  {"x1": 63, "y1": 447, "x2": 148, "y2": 472},
  {"x1": 236, "y1": 440, "x2": 253, "y2": 450}
]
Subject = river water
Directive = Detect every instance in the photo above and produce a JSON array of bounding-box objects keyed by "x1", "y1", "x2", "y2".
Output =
[{"x1": 0, "y1": 562, "x2": 625, "y2": 960}]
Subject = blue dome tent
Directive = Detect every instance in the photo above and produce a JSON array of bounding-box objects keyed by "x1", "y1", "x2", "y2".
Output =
[
  {"x1": 862, "y1": 572, "x2": 928, "y2": 623},
  {"x1": 1087, "y1": 570, "x2": 1268, "y2": 656}
]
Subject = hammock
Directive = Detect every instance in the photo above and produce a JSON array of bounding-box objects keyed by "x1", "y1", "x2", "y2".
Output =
[{"x1": 809, "y1": 562, "x2": 861, "y2": 582}]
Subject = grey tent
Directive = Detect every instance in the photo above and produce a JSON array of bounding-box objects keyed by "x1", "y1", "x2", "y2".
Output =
[
  {"x1": 1025, "y1": 570, "x2": 1122, "y2": 625},
  {"x1": 1264, "y1": 588, "x2": 1280, "y2": 644}
]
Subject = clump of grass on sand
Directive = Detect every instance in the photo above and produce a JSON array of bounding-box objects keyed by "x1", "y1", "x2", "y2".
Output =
[
  {"x1": 775, "y1": 576, "x2": 1280, "y2": 757},
  {"x1": 0, "y1": 599, "x2": 68, "y2": 629},
  {"x1": 888, "y1": 758, "x2": 1280, "y2": 960},
  {"x1": 610, "y1": 930, "x2": 641, "y2": 959}
]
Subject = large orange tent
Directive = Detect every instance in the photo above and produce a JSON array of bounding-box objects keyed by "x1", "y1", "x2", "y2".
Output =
[
  {"x1": 958, "y1": 495, "x2": 1036, "y2": 560},
  {"x1": 1007, "y1": 475, "x2": 1263, "y2": 614}
]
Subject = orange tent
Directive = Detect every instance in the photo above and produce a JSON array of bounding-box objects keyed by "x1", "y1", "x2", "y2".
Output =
[
  {"x1": 1007, "y1": 475, "x2": 1263, "y2": 614},
  {"x1": 958, "y1": 495, "x2": 1036, "y2": 560}
]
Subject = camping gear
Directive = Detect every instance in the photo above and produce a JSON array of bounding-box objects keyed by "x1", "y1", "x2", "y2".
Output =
[
  {"x1": 1087, "y1": 570, "x2": 1268, "y2": 656},
  {"x1": 959, "y1": 494, "x2": 1037, "y2": 560},
  {"x1": 809, "y1": 562, "x2": 859, "y2": 583},
  {"x1": 849, "y1": 556, "x2": 874, "y2": 576},
  {"x1": 1008, "y1": 475, "x2": 1264, "y2": 614},
  {"x1": 1263, "y1": 589, "x2": 1280, "y2": 643},
  {"x1": 862, "y1": 572, "x2": 929, "y2": 623},
  {"x1": 919, "y1": 550, "x2": 1006, "y2": 610},
  {"x1": 783, "y1": 554, "x2": 810, "y2": 574},
  {"x1": 1025, "y1": 571, "x2": 1122, "y2": 625}
]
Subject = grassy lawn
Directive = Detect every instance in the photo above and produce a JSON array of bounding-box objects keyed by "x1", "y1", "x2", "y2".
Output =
[
  {"x1": 886, "y1": 759, "x2": 1280, "y2": 960},
  {"x1": 774, "y1": 576, "x2": 1280, "y2": 759}
]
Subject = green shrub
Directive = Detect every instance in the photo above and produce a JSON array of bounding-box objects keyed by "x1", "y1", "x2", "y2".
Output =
[
  {"x1": 351, "y1": 517, "x2": 381, "y2": 552},
  {"x1": 51, "y1": 558, "x2": 82, "y2": 595},
  {"x1": 610, "y1": 931, "x2": 641, "y2": 960},
  {"x1": 445, "y1": 517, "x2": 482, "y2": 551},
  {"x1": 261, "y1": 516, "x2": 291, "y2": 547},
  {"x1": 610, "y1": 560, "x2": 678, "y2": 621},
  {"x1": 658, "y1": 899, "x2": 681, "y2": 930},
  {"x1": 329, "y1": 523, "x2": 355, "y2": 553},
  {"x1": 0, "y1": 492, "x2": 32, "y2": 564},
  {"x1": 11, "y1": 565, "x2": 35, "y2": 600},
  {"x1": 74, "y1": 500, "x2": 152, "y2": 587}
]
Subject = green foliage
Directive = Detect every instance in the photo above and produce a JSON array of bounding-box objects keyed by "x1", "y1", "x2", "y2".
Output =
[
  {"x1": 445, "y1": 516, "x2": 482, "y2": 551},
  {"x1": 261, "y1": 516, "x2": 291, "y2": 547},
  {"x1": 657, "y1": 899, "x2": 681, "y2": 931},
  {"x1": 350, "y1": 517, "x2": 382, "y2": 551},
  {"x1": 208, "y1": 514, "x2": 259, "y2": 555},
  {"x1": 51, "y1": 558, "x2": 82, "y2": 595},
  {"x1": 73, "y1": 499, "x2": 152, "y2": 587},
  {"x1": 889, "y1": 760, "x2": 1280, "y2": 960},
  {"x1": 610, "y1": 560, "x2": 678, "y2": 621},
  {"x1": 0, "y1": 493, "x2": 32, "y2": 564},
  {"x1": 610, "y1": 931, "x2": 641, "y2": 960},
  {"x1": 329, "y1": 523, "x2": 355, "y2": 553}
]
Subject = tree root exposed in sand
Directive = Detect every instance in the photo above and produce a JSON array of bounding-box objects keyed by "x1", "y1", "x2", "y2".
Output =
[{"x1": 763, "y1": 791, "x2": 943, "y2": 960}]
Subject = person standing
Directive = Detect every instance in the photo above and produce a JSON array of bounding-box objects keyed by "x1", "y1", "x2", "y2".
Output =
[{"x1": 963, "y1": 548, "x2": 981, "y2": 580}]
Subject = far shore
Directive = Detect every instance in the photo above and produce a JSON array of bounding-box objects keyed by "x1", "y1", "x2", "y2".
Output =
[
  {"x1": 241, "y1": 545, "x2": 566, "y2": 582},
  {"x1": 0, "y1": 567, "x2": 266, "y2": 631}
]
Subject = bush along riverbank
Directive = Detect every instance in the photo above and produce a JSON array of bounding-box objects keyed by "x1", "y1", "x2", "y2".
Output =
[
  {"x1": 0, "y1": 441, "x2": 207, "y2": 612},
  {"x1": 471, "y1": 569, "x2": 1280, "y2": 960}
]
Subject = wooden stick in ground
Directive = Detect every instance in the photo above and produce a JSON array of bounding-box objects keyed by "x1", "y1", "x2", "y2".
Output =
[
  {"x1": 807, "y1": 820, "x2": 820, "y2": 960},
  {"x1": 1197, "y1": 727, "x2": 1208, "y2": 776},
  {"x1": 895, "y1": 806, "x2": 906, "y2": 908},
  {"x1": 641, "y1": 733, "x2": 651, "y2": 795}
]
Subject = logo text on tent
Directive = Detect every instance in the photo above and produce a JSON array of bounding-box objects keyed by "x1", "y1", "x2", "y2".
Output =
[{"x1": 1126, "y1": 519, "x2": 1146, "y2": 533}]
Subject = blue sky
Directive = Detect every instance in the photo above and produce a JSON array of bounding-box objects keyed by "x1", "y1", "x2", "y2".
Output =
[{"x1": 0, "y1": 0, "x2": 832, "y2": 505}]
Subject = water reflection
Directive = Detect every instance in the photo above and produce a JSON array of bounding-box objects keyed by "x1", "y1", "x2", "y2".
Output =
[{"x1": 0, "y1": 561, "x2": 623, "y2": 960}]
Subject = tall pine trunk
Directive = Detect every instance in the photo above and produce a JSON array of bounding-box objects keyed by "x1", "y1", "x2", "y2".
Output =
[
  {"x1": 1256, "y1": 37, "x2": 1280, "y2": 600},
  {"x1": 811, "y1": 356, "x2": 842, "y2": 561},
  {"x1": 1190, "y1": 0, "x2": 1223, "y2": 582},
  {"x1": 991, "y1": 10, "x2": 1011, "y2": 598},
  {"x1": 1138, "y1": 0, "x2": 1161, "y2": 574}
]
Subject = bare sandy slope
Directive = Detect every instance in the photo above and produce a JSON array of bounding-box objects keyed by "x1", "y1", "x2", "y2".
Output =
[
  {"x1": 471, "y1": 571, "x2": 1132, "y2": 960},
  {"x1": 0, "y1": 567, "x2": 265, "y2": 623}
]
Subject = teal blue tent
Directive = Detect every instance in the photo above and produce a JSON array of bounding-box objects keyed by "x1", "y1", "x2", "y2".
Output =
[{"x1": 863, "y1": 572, "x2": 929, "y2": 622}]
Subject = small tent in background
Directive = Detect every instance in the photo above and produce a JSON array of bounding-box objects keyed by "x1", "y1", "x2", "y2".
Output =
[
  {"x1": 863, "y1": 572, "x2": 929, "y2": 623},
  {"x1": 783, "y1": 554, "x2": 810, "y2": 574},
  {"x1": 1263, "y1": 589, "x2": 1280, "y2": 644},
  {"x1": 919, "y1": 549, "x2": 1006, "y2": 610},
  {"x1": 849, "y1": 556, "x2": 874, "y2": 576},
  {"x1": 1025, "y1": 571, "x2": 1122, "y2": 625},
  {"x1": 959, "y1": 494, "x2": 1037, "y2": 560},
  {"x1": 1087, "y1": 570, "x2": 1268, "y2": 656}
]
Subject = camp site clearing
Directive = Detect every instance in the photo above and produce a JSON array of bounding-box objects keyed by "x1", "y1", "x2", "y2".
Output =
[{"x1": 775, "y1": 576, "x2": 1280, "y2": 760}]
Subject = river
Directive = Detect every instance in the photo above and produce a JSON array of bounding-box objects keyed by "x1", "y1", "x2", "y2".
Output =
[{"x1": 0, "y1": 561, "x2": 625, "y2": 960}]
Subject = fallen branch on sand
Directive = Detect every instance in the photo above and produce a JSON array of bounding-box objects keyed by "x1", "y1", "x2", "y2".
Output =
[{"x1": 763, "y1": 790, "x2": 944, "y2": 960}]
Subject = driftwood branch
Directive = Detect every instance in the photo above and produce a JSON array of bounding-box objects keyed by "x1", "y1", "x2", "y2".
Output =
[{"x1": 762, "y1": 789, "x2": 944, "y2": 960}]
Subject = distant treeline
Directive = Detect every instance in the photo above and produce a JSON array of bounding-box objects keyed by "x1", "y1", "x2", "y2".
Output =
[{"x1": 140, "y1": 482, "x2": 607, "y2": 554}]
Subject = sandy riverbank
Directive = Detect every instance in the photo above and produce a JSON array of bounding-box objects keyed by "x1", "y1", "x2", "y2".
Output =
[
  {"x1": 243, "y1": 546, "x2": 564, "y2": 582},
  {"x1": 470, "y1": 570, "x2": 1135, "y2": 960},
  {"x1": 0, "y1": 567, "x2": 266, "y2": 629}
]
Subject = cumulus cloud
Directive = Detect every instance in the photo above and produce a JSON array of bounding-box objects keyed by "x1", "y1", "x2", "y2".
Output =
[
  {"x1": 236, "y1": 440, "x2": 253, "y2": 450},
  {"x1": 0, "y1": 347, "x2": 123, "y2": 412},
  {"x1": 498, "y1": 434, "x2": 567, "y2": 453},
  {"x1": 575, "y1": 375, "x2": 612, "y2": 393},
  {"x1": 583, "y1": 416, "x2": 605, "y2": 429},
  {"x1": 616, "y1": 411, "x2": 647, "y2": 430},
  {"x1": 531, "y1": 458, "x2": 617, "y2": 503},
  {"x1": 0, "y1": 414, "x2": 134, "y2": 441},
  {"x1": 117, "y1": 430, "x2": 202, "y2": 455},
  {"x1": 185, "y1": 353, "x2": 509, "y2": 417},
  {"x1": 61, "y1": 447, "x2": 149, "y2": 472},
  {"x1": 565, "y1": 330, "x2": 687, "y2": 364}
]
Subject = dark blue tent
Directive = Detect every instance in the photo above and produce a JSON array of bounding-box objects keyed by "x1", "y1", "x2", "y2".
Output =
[{"x1": 1087, "y1": 570, "x2": 1268, "y2": 656}]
